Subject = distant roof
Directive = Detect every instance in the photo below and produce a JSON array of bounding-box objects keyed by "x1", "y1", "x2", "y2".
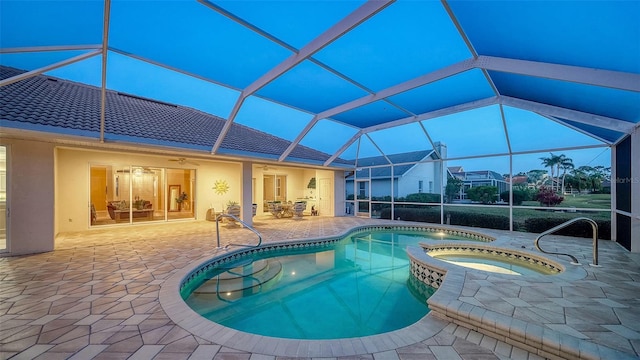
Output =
[
  {"x1": 450, "y1": 169, "x2": 505, "y2": 182},
  {"x1": 0, "y1": 66, "x2": 347, "y2": 166},
  {"x1": 345, "y1": 150, "x2": 436, "y2": 179},
  {"x1": 507, "y1": 175, "x2": 529, "y2": 185}
]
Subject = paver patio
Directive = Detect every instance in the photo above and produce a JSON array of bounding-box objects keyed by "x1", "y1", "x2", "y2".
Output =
[{"x1": 1, "y1": 216, "x2": 638, "y2": 359}]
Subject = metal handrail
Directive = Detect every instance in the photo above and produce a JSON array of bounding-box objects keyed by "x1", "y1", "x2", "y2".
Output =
[
  {"x1": 215, "y1": 273, "x2": 262, "y2": 303},
  {"x1": 534, "y1": 217, "x2": 599, "y2": 266},
  {"x1": 215, "y1": 213, "x2": 263, "y2": 249}
]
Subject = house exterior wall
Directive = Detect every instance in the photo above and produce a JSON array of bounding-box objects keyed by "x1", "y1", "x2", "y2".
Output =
[
  {"x1": 0, "y1": 138, "x2": 55, "y2": 255},
  {"x1": 333, "y1": 170, "x2": 346, "y2": 216},
  {"x1": 397, "y1": 162, "x2": 439, "y2": 197},
  {"x1": 371, "y1": 178, "x2": 392, "y2": 199},
  {"x1": 55, "y1": 148, "x2": 243, "y2": 232},
  {"x1": 346, "y1": 161, "x2": 442, "y2": 200}
]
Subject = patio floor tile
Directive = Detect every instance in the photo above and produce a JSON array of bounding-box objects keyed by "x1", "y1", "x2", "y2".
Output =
[{"x1": 1, "y1": 217, "x2": 638, "y2": 359}]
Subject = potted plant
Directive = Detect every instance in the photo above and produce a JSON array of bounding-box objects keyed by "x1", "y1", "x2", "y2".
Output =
[
  {"x1": 175, "y1": 192, "x2": 188, "y2": 210},
  {"x1": 307, "y1": 177, "x2": 316, "y2": 189},
  {"x1": 225, "y1": 200, "x2": 241, "y2": 220}
]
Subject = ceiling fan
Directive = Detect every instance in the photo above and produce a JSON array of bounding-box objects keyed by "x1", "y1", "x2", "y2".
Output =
[
  {"x1": 168, "y1": 157, "x2": 200, "y2": 166},
  {"x1": 260, "y1": 164, "x2": 277, "y2": 171}
]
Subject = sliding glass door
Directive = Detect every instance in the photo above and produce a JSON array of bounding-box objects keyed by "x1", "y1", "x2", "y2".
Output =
[
  {"x1": 90, "y1": 164, "x2": 195, "y2": 226},
  {"x1": 167, "y1": 168, "x2": 195, "y2": 220}
]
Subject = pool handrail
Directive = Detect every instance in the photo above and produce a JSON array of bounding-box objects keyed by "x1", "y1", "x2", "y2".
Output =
[
  {"x1": 214, "y1": 273, "x2": 262, "y2": 303},
  {"x1": 534, "y1": 217, "x2": 599, "y2": 267},
  {"x1": 215, "y1": 213, "x2": 263, "y2": 249}
]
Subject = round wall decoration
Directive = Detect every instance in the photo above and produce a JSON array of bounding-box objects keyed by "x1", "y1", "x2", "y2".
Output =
[{"x1": 213, "y1": 179, "x2": 230, "y2": 195}]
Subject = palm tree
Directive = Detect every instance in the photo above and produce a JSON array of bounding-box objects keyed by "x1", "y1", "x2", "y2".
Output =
[
  {"x1": 577, "y1": 166, "x2": 594, "y2": 193},
  {"x1": 558, "y1": 155, "x2": 574, "y2": 194},
  {"x1": 589, "y1": 165, "x2": 609, "y2": 192},
  {"x1": 540, "y1": 153, "x2": 562, "y2": 191}
]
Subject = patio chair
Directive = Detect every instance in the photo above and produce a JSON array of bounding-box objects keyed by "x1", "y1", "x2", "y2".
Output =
[
  {"x1": 292, "y1": 202, "x2": 306, "y2": 219},
  {"x1": 268, "y1": 201, "x2": 282, "y2": 218}
]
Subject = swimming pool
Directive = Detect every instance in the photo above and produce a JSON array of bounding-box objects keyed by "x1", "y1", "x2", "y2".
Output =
[
  {"x1": 181, "y1": 229, "x2": 444, "y2": 339},
  {"x1": 175, "y1": 225, "x2": 498, "y2": 342}
]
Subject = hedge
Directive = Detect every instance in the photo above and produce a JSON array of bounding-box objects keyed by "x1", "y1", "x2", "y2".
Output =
[
  {"x1": 524, "y1": 217, "x2": 611, "y2": 240},
  {"x1": 380, "y1": 207, "x2": 510, "y2": 230},
  {"x1": 379, "y1": 207, "x2": 610, "y2": 239}
]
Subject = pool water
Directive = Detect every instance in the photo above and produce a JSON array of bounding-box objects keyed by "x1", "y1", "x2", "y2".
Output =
[
  {"x1": 182, "y1": 229, "x2": 445, "y2": 339},
  {"x1": 431, "y1": 253, "x2": 560, "y2": 276},
  {"x1": 353, "y1": 229, "x2": 475, "y2": 244}
]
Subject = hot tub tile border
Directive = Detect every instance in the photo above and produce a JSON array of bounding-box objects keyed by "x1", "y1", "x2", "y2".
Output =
[{"x1": 421, "y1": 243, "x2": 564, "y2": 274}]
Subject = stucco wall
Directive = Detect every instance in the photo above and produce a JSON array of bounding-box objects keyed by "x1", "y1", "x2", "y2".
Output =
[
  {"x1": 0, "y1": 140, "x2": 339, "y2": 254},
  {"x1": 398, "y1": 162, "x2": 438, "y2": 197},
  {"x1": 0, "y1": 138, "x2": 55, "y2": 254},
  {"x1": 55, "y1": 148, "x2": 241, "y2": 232}
]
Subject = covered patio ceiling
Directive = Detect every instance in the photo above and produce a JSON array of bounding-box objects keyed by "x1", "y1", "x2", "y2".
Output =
[{"x1": 1, "y1": 0, "x2": 639, "y2": 169}]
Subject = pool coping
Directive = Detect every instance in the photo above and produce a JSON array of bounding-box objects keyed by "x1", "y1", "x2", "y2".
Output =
[
  {"x1": 159, "y1": 224, "x2": 636, "y2": 359},
  {"x1": 407, "y1": 237, "x2": 637, "y2": 360},
  {"x1": 159, "y1": 224, "x2": 488, "y2": 357}
]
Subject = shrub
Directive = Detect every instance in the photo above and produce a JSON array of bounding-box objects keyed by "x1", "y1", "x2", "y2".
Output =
[
  {"x1": 371, "y1": 195, "x2": 392, "y2": 202},
  {"x1": 399, "y1": 192, "x2": 441, "y2": 203},
  {"x1": 466, "y1": 186, "x2": 498, "y2": 204},
  {"x1": 380, "y1": 207, "x2": 441, "y2": 223},
  {"x1": 500, "y1": 189, "x2": 531, "y2": 205},
  {"x1": 536, "y1": 186, "x2": 564, "y2": 207},
  {"x1": 447, "y1": 211, "x2": 510, "y2": 230}
]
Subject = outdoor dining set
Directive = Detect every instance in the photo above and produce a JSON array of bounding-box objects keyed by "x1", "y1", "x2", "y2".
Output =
[{"x1": 267, "y1": 201, "x2": 307, "y2": 218}]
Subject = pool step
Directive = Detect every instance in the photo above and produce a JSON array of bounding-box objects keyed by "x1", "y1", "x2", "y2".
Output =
[{"x1": 193, "y1": 259, "x2": 283, "y2": 296}]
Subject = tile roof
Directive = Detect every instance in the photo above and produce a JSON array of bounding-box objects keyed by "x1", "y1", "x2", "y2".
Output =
[
  {"x1": 450, "y1": 169, "x2": 506, "y2": 182},
  {"x1": 0, "y1": 66, "x2": 345, "y2": 165},
  {"x1": 346, "y1": 150, "x2": 436, "y2": 178}
]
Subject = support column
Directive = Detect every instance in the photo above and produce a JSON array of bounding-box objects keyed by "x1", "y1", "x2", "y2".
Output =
[
  {"x1": 631, "y1": 128, "x2": 640, "y2": 252},
  {"x1": 241, "y1": 161, "x2": 253, "y2": 227},
  {"x1": 1, "y1": 138, "x2": 55, "y2": 255},
  {"x1": 614, "y1": 129, "x2": 640, "y2": 252}
]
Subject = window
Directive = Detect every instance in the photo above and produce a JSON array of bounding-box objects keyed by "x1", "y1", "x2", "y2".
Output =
[
  {"x1": 90, "y1": 164, "x2": 195, "y2": 226},
  {"x1": 428, "y1": 181, "x2": 433, "y2": 193},
  {"x1": 418, "y1": 180, "x2": 423, "y2": 193}
]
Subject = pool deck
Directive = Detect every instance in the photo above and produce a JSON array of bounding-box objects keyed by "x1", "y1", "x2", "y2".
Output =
[{"x1": 1, "y1": 216, "x2": 639, "y2": 360}]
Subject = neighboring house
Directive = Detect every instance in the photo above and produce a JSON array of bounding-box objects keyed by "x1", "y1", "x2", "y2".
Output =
[
  {"x1": 505, "y1": 175, "x2": 529, "y2": 187},
  {"x1": 449, "y1": 167, "x2": 509, "y2": 202},
  {"x1": 346, "y1": 144, "x2": 446, "y2": 200}
]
